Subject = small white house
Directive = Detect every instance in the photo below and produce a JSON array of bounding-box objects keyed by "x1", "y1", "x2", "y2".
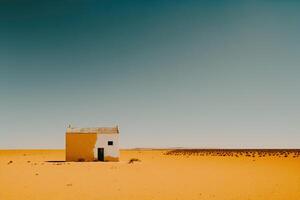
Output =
[{"x1": 65, "y1": 126, "x2": 119, "y2": 162}]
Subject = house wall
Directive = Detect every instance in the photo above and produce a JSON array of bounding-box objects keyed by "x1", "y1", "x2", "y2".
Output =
[
  {"x1": 65, "y1": 133, "x2": 119, "y2": 162},
  {"x1": 94, "y1": 134, "x2": 119, "y2": 161},
  {"x1": 65, "y1": 133, "x2": 97, "y2": 161}
]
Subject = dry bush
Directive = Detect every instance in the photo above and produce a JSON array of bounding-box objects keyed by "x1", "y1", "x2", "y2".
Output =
[{"x1": 128, "y1": 158, "x2": 141, "y2": 164}]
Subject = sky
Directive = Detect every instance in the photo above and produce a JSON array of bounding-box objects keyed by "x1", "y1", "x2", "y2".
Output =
[{"x1": 1, "y1": 0, "x2": 300, "y2": 149}]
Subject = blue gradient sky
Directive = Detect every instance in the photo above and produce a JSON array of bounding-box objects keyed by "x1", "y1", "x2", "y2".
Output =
[{"x1": 1, "y1": 0, "x2": 300, "y2": 149}]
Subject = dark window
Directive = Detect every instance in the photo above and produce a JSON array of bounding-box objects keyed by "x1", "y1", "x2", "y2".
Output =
[{"x1": 108, "y1": 141, "x2": 113, "y2": 146}]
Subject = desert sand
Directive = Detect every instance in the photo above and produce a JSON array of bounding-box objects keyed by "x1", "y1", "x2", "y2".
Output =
[{"x1": 1, "y1": 149, "x2": 300, "y2": 200}]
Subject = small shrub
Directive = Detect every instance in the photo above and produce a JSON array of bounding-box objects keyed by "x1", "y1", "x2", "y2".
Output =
[
  {"x1": 128, "y1": 158, "x2": 141, "y2": 164},
  {"x1": 78, "y1": 158, "x2": 85, "y2": 162}
]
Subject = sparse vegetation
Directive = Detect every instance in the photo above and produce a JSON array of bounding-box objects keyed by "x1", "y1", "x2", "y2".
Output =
[
  {"x1": 128, "y1": 158, "x2": 141, "y2": 164},
  {"x1": 164, "y1": 149, "x2": 300, "y2": 158}
]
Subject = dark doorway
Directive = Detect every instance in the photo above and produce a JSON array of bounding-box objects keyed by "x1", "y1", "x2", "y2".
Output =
[{"x1": 97, "y1": 148, "x2": 104, "y2": 161}]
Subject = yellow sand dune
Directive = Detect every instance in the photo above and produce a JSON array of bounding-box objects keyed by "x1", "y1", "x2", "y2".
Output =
[{"x1": 0, "y1": 149, "x2": 300, "y2": 200}]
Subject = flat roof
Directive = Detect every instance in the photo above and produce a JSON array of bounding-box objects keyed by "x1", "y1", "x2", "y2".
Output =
[{"x1": 66, "y1": 126, "x2": 119, "y2": 134}]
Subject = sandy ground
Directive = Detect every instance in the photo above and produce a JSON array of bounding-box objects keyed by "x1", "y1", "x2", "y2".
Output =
[{"x1": 0, "y1": 149, "x2": 300, "y2": 200}]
